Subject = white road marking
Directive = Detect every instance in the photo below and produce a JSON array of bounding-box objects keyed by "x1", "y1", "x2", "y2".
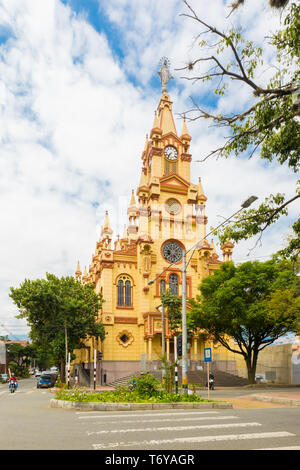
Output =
[
  {"x1": 254, "y1": 446, "x2": 300, "y2": 450},
  {"x1": 77, "y1": 411, "x2": 219, "y2": 419},
  {"x1": 87, "y1": 422, "x2": 262, "y2": 436},
  {"x1": 85, "y1": 415, "x2": 239, "y2": 426},
  {"x1": 92, "y1": 431, "x2": 295, "y2": 450}
]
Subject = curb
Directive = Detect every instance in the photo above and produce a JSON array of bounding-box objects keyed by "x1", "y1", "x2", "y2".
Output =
[
  {"x1": 50, "y1": 398, "x2": 232, "y2": 411},
  {"x1": 252, "y1": 395, "x2": 300, "y2": 406}
]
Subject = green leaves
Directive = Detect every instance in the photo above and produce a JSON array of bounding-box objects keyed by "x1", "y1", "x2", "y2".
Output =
[
  {"x1": 9, "y1": 273, "x2": 105, "y2": 366},
  {"x1": 161, "y1": 290, "x2": 182, "y2": 332},
  {"x1": 181, "y1": 2, "x2": 300, "y2": 258},
  {"x1": 191, "y1": 259, "x2": 299, "y2": 382}
]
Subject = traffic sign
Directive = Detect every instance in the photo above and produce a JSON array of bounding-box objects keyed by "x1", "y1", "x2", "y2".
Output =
[{"x1": 204, "y1": 347, "x2": 212, "y2": 362}]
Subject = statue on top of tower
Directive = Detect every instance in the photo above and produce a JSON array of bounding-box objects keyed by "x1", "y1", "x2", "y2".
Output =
[{"x1": 158, "y1": 57, "x2": 173, "y2": 93}]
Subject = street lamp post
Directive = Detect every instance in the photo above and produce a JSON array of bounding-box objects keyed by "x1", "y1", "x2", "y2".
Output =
[
  {"x1": 149, "y1": 195, "x2": 258, "y2": 394},
  {"x1": 157, "y1": 304, "x2": 165, "y2": 384},
  {"x1": 181, "y1": 249, "x2": 188, "y2": 392}
]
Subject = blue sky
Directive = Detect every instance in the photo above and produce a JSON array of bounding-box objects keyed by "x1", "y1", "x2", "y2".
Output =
[{"x1": 0, "y1": 0, "x2": 298, "y2": 338}]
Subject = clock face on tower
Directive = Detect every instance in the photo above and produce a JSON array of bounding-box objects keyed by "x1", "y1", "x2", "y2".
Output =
[{"x1": 164, "y1": 145, "x2": 178, "y2": 161}]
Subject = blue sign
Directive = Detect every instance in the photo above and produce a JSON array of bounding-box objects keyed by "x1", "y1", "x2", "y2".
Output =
[{"x1": 204, "y1": 348, "x2": 212, "y2": 362}]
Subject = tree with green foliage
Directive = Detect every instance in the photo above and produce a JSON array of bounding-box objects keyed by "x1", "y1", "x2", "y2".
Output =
[
  {"x1": 180, "y1": 1, "x2": 300, "y2": 259},
  {"x1": 161, "y1": 289, "x2": 196, "y2": 343},
  {"x1": 6, "y1": 343, "x2": 35, "y2": 377},
  {"x1": 9, "y1": 273, "x2": 105, "y2": 381},
  {"x1": 190, "y1": 259, "x2": 299, "y2": 384}
]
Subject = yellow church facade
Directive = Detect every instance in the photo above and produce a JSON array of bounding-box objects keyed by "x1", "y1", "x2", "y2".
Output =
[{"x1": 74, "y1": 89, "x2": 235, "y2": 384}]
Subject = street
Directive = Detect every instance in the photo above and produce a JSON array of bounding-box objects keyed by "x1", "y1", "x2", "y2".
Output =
[{"x1": 0, "y1": 378, "x2": 300, "y2": 451}]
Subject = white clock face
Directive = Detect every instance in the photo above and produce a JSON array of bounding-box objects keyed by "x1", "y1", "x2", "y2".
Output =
[{"x1": 164, "y1": 146, "x2": 178, "y2": 161}]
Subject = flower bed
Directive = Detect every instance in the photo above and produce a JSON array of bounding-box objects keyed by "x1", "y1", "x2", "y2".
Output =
[
  {"x1": 55, "y1": 387, "x2": 212, "y2": 403},
  {"x1": 54, "y1": 375, "x2": 216, "y2": 403}
]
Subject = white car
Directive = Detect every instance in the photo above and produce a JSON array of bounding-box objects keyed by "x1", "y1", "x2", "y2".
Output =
[
  {"x1": 35, "y1": 370, "x2": 41, "y2": 377},
  {"x1": 255, "y1": 374, "x2": 267, "y2": 383}
]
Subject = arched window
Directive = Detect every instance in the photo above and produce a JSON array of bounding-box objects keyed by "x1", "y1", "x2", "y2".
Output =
[
  {"x1": 169, "y1": 273, "x2": 179, "y2": 295},
  {"x1": 125, "y1": 280, "x2": 131, "y2": 307},
  {"x1": 160, "y1": 280, "x2": 166, "y2": 295},
  {"x1": 117, "y1": 280, "x2": 124, "y2": 306},
  {"x1": 117, "y1": 275, "x2": 132, "y2": 307}
]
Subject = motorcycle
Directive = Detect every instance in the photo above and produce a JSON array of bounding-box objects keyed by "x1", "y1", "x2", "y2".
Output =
[
  {"x1": 9, "y1": 381, "x2": 16, "y2": 393},
  {"x1": 205, "y1": 376, "x2": 215, "y2": 390}
]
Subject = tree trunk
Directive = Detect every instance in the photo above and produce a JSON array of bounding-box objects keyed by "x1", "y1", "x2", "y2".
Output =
[
  {"x1": 245, "y1": 348, "x2": 259, "y2": 384},
  {"x1": 60, "y1": 358, "x2": 66, "y2": 383}
]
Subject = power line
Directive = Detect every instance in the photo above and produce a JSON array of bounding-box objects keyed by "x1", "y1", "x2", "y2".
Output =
[{"x1": 0, "y1": 323, "x2": 20, "y2": 341}]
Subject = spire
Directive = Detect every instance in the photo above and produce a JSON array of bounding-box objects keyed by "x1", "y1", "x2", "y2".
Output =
[
  {"x1": 75, "y1": 261, "x2": 82, "y2": 280},
  {"x1": 82, "y1": 266, "x2": 88, "y2": 283},
  {"x1": 197, "y1": 177, "x2": 207, "y2": 202},
  {"x1": 127, "y1": 189, "x2": 138, "y2": 217},
  {"x1": 157, "y1": 94, "x2": 177, "y2": 135},
  {"x1": 181, "y1": 116, "x2": 191, "y2": 140},
  {"x1": 103, "y1": 211, "x2": 111, "y2": 231},
  {"x1": 101, "y1": 211, "x2": 113, "y2": 240},
  {"x1": 130, "y1": 189, "x2": 136, "y2": 208},
  {"x1": 138, "y1": 166, "x2": 148, "y2": 189},
  {"x1": 153, "y1": 110, "x2": 160, "y2": 130}
]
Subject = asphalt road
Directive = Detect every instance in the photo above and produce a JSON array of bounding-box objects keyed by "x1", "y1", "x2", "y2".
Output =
[{"x1": 0, "y1": 378, "x2": 300, "y2": 451}]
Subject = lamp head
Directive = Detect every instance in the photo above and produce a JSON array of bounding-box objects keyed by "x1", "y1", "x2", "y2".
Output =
[{"x1": 241, "y1": 195, "x2": 258, "y2": 208}]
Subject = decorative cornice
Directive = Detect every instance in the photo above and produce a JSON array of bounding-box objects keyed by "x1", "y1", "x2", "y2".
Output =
[
  {"x1": 181, "y1": 153, "x2": 192, "y2": 162},
  {"x1": 114, "y1": 316, "x2": 138, "y2": 324}
]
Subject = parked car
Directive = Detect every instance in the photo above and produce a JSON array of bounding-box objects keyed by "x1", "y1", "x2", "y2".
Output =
[
  {"x1": 35, "y1": 370, "x2": 41, "y2": 377},
  {"x1": 0, "y1": 373, "x2": 9, "y2": 383},
  {"x1": 37, "y1": 373, "x2": 56, "y2": 388}
]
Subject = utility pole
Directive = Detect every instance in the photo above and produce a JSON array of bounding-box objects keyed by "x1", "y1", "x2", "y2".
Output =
[
  {"x1": 181, "y1": 249, "x2": 188, "y2": 393},
  {"x1": 93, "y1": 349, "x2": 97, "y2": 390},
  {"x1": 157, "y1": 305, "x2": 165, "y2": 384},
  {"x1": 64, "y1": 320, "x2": 68, "y2": 385},
  {"x1": 174, "y1": 335, "x2": 178, "y2": 394}
]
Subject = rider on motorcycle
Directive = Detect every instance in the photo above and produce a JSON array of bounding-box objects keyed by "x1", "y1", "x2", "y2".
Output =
[{"x1": 8, "y1": 373, "x2": 18, "y2": 391}]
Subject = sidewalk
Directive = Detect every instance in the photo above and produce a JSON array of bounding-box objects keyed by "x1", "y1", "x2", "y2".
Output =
[{"x1": 206, "y1": 386, "x2": 300, "y2": 409}]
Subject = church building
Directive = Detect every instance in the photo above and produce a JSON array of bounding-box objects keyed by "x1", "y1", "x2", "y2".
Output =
[{"x1": 74, "y1": 62, "x2": 234, "y2": 384}]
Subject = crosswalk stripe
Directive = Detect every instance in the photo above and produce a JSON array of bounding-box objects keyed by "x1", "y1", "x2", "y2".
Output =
[
  {"x1": 77, "y1": 411, "x2": 219, "y2": 420},
  {"x1": 87, "y1": 415, "x2": 239, "y2": 425},
  {"x1": 92, "y1": 431, "x2": 295, "y2": 450},
  {"x1": 254, "y1": 446, "x2": 300, "y2": 450},
  {"x1": 87, "y1": 422, "x2": 262, "y2": 436}
]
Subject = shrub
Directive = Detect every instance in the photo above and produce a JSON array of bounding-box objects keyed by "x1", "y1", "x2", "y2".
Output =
[
  {"x1": 55, "y1": 388, "x2": 210, "y2": 403},
  {"x1": 129, "y1": 373, "x2": 160, "y2": 398}
]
